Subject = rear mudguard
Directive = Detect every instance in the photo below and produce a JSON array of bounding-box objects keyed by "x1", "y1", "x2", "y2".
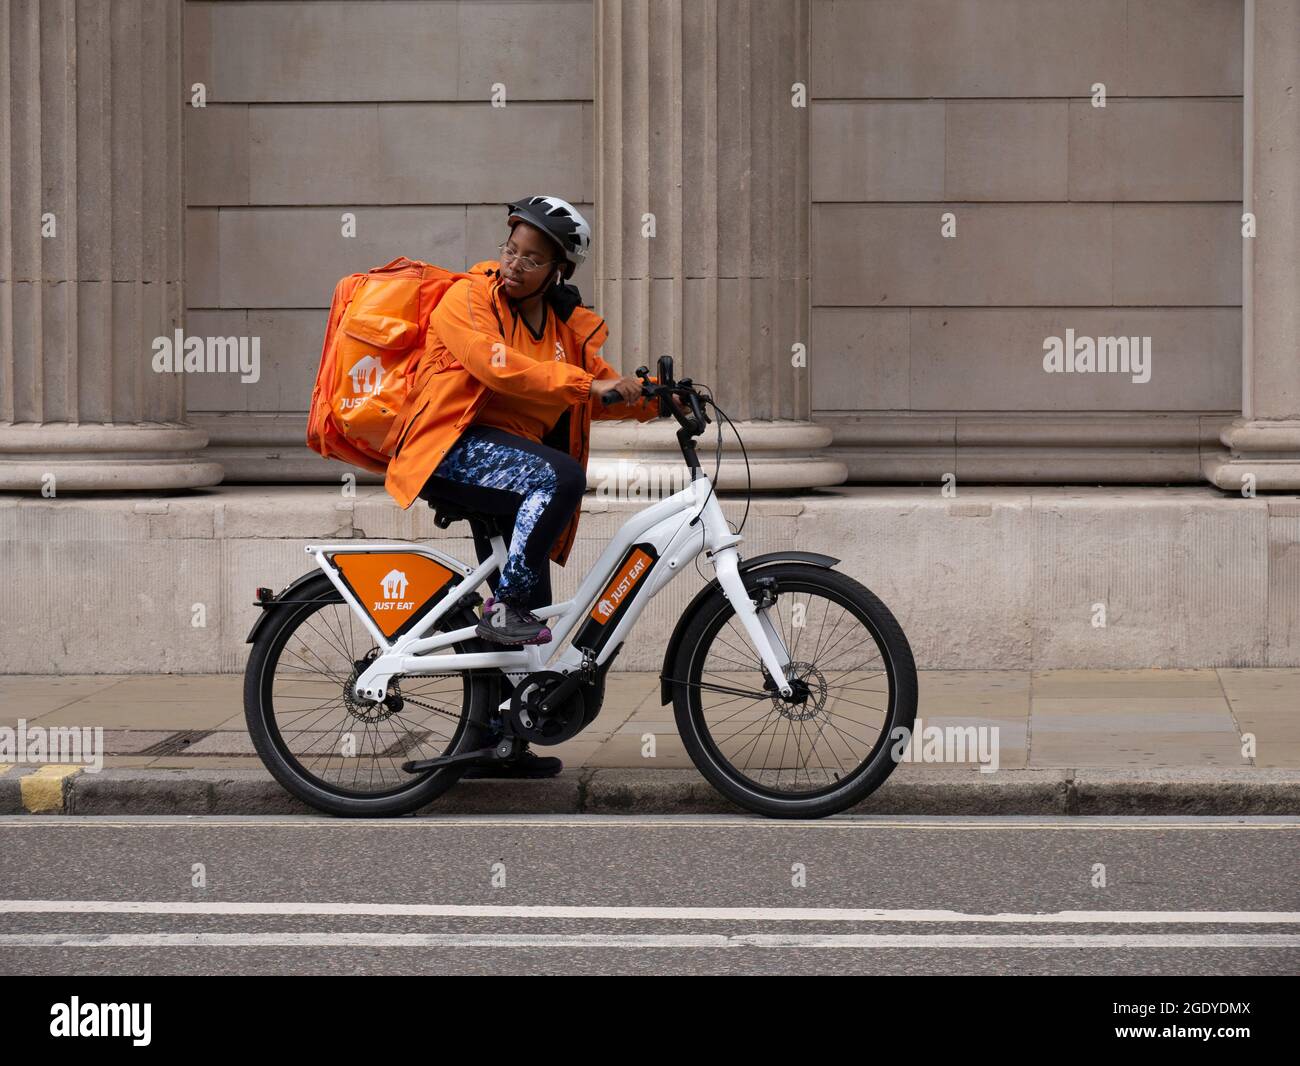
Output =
[
  {"x1": 658, "y1": 550, "x2": 839, "y2": 705},
  {"x1": 245, "y1": 570, "x2": 335, "y2": 645}
]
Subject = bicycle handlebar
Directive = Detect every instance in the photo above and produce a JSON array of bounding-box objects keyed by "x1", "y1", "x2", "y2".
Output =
[{"x1": 598, "y1": 366, "x2": 709, "y2": 435}]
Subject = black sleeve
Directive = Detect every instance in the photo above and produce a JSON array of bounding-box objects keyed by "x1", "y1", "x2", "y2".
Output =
[{"x1": 542, "y1": 408, "x2": 572, "y2": 453}]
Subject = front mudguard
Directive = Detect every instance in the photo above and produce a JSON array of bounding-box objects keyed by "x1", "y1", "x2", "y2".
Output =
[{"x1": 658, "y1": 550, "x2": 839, "y2": 705}]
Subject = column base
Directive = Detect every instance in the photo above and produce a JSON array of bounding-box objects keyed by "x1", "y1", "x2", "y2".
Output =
[
  {"x1": 1202, "y1": 419, "x2": 1300, "y2": 491},
  {"x1": 0, "y1": 424, "x2": 225, "y2": 492},
  {"x1": 196, "y1": 415, "x2": 852, "y2": 491},
  {"x1": 588, "y1": 419, "x2": 847, "y2": 495}
]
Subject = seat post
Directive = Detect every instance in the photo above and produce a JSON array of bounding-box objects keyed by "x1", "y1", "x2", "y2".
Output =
[
  {"x1": 467, "y1": 515, "x2": 504, "y2": 577},
  {"x1": 424, "y1": 494, "x2": 505, "y2": 576}
]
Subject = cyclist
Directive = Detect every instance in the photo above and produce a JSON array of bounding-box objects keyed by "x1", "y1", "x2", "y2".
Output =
[{"x1": 382, "y1": 195, "x2": 682, "y2": 777}]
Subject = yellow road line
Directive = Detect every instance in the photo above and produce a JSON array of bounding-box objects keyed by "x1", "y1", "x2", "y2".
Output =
[{"x1": 19, "y1": 765, "x2": 82, "y2": 813}]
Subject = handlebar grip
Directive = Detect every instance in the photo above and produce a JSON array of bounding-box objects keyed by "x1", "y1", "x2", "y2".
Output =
[{"x1": 600, "y1": 388, "x2": 621, "y2": 405}]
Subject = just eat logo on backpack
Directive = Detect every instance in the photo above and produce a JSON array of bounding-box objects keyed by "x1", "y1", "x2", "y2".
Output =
[{"x1": 307, "y1": 258, "x2": 471, "y2": 474}]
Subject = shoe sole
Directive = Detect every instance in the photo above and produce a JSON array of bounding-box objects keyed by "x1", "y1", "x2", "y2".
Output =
[
  {"x1": 477, "y1": 597, "x2": 551, "y2": 645},
  {"x1": 474, "y1": 624, "x2": 552, "y2": 646}
]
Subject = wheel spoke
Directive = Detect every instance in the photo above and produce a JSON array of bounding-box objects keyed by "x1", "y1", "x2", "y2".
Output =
[
  {"x1": 685, "y1": 578, "x2": 909, "y2": 797},
  {"x1": 252, "y1": 594, "x2": 480, "y2": 798}
]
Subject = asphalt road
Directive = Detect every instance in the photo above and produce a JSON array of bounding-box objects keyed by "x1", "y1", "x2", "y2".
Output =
[{"x1": 0, "y1": 814, "x2": 1296, "y2": 976}]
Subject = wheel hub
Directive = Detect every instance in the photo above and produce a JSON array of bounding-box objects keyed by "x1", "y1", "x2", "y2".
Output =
[
  {"x1": 343, "y1": 650, "x2": 403, "y2": 723},
  {"x1": 769, "y1": 662, "x2": 827, "y2": 722}
]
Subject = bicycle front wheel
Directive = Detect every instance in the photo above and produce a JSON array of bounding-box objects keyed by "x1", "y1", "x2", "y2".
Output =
[{"x1": 670, "y1": 563, "x2": 917, "y2": 819}]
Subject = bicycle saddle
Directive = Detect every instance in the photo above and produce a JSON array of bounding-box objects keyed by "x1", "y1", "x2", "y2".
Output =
[{"x1": 426, "y1": 498, "x2": 504, "y2": 535}]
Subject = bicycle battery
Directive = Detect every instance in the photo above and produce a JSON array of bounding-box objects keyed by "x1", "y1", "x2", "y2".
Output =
[{"x1": 572, "y1": 542, "x2": 661, "y2": 655}]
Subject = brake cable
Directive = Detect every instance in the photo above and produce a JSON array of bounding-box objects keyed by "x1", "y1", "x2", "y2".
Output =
[
  {"x1": 682, "y1": 384, "x2": 751, "y2": 537},
  {"x1": 667, "y1": 381, "x2": 752, "y2": 584},
  {"x1": 698, "y1": 384, "x2": 751, "y2": 536}
]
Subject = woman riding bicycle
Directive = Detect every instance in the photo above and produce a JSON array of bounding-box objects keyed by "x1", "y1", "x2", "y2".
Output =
[
  {"x1": 381, "y1": 196, "x2": 684, "y2": 773},
  {"x1": 248, "y1": 198, "x2": 919, "y2": 807}
]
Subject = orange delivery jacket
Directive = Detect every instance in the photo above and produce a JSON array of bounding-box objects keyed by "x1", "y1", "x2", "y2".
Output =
[{"x1": 381, "y1": 260, "x2": 661, "y2": 567}]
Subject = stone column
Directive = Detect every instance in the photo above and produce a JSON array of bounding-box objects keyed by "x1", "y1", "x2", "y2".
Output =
[
  {"x1": 0, "y1": 0, "x2": 222, "y2": 491},
  {"x1": 1205, "y1": 0, "x2": 1300, "y2": 491},
  {"x1": 591, "y1": 0, "x2": 845, "y2": 491}
]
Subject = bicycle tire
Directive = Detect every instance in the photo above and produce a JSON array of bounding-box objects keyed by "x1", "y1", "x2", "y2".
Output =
[
  {"x1": 243, "y1": 572, "x2": 500, "y2": 817},
  {"x1": 671, "y1": 563, "x2": 918, "y2": 819}
]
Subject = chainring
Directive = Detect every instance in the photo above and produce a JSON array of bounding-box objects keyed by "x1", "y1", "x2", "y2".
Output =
[{"x1": 508, "y1": 670, "x2": 587, "y2": 746}]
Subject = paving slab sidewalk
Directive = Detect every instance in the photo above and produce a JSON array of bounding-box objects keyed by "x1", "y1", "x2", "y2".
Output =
[{"x1": 1, "y1": 669, "x2": 1296, "y2": 815}]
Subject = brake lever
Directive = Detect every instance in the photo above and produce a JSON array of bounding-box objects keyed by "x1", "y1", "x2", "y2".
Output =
[
  {"x1": 668, "y1": 377, "x2": 708, "y2": 431},
  {"x1": 679, "y1": 380, "x2": 709, "y2": 427},
  {"x1": 599, "y1": 365, "x2": 654, "y2": 406}
]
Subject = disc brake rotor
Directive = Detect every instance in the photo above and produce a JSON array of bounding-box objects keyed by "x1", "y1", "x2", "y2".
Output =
[
  {"x1": 769, "y1": 662, "x2": 826, "y2": 722},
  {"x1": 342, "y1": 650, "x2": 403, "y2": 723}
]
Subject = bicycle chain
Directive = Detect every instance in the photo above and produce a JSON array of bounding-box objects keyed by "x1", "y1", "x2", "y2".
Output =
[{"x1": 397, "y1": 692, "x2": 465, "y2": 723}]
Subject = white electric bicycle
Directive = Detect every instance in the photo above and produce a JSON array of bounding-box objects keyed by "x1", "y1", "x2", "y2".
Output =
[{"x1": 244, "y1": 357, "x2": 917, "y2": 819}]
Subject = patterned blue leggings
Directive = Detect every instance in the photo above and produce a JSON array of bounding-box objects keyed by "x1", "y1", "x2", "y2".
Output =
[{"x1": 418, "y1": 425, "x2": 585, "y2": 611}]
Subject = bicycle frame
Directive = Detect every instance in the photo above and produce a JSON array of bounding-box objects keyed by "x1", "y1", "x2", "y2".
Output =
[{"x1": 305, "y1": 472, "x2": 795, "y2": 711}]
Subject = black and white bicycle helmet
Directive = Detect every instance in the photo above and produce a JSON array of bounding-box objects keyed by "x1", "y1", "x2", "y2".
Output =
[{"x1": 506, "y1": 195, "x2": 591, "y2": 280}]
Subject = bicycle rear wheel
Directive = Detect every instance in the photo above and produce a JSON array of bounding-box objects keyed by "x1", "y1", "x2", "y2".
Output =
[
  {"x1": 243, "y1": 572, "x2": 499, "y2": 816},
  {"x1": 670, "y1": 563, "x2": 917, "y2": 819}
]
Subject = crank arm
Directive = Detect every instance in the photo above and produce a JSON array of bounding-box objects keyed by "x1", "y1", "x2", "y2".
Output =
[{"x1": 402, "y1": 737, "x2": 520, "y2": 774}]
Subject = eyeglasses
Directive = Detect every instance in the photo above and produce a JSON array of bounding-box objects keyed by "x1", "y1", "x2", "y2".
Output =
[{"x1": 497, "y1": 241, "x2": 556, "y2": 274}]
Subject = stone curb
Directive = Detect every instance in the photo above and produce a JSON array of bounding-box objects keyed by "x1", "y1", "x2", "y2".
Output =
[{"x1": 1, "y1": 765, "x2": 1297, "y2": 816}]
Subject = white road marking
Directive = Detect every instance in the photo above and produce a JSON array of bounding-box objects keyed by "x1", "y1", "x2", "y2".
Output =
[
  {"x1": 0, "y1": 932, "x2": 1296, "y2": 949},
  {"x1": 2, "y1": 900, "x2": 1297, "y2": 923},
  {"x1": 0, "y1": 814, "x2": 1295, "y2": 830}
]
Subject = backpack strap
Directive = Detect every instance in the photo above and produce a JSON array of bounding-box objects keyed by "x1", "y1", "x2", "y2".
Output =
[{"x1": 480, "y1": 269, "x2": 508, "y2": 340}]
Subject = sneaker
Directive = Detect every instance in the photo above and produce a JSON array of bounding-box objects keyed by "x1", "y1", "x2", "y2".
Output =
[
  {"x1": 476, "y1": 596, "x2": 552, "y2": 645},
  {"x1": 462, "y1": 747, "x2": 563, "y2": 779}
]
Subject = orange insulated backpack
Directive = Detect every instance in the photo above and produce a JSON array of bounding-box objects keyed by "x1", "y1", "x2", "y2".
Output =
[{"x1": 307, "y1": 256, "x2": 469, "y2": 473}]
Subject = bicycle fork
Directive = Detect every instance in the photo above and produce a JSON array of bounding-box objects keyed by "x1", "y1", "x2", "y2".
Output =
[{"x1": 711, "y1": 546, "x2": 794, "y2": 698}]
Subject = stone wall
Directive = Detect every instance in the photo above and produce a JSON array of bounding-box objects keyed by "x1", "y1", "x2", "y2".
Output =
[
  {"x1": 3, "y1": 487, "x2": 1296, "y2": 673},
  {"x1": 181, "y1": 0, "x2": 596, "y2": 479},
  {"x1": 810, "y1": 0, "x2": 1246, "y2": 482}
]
